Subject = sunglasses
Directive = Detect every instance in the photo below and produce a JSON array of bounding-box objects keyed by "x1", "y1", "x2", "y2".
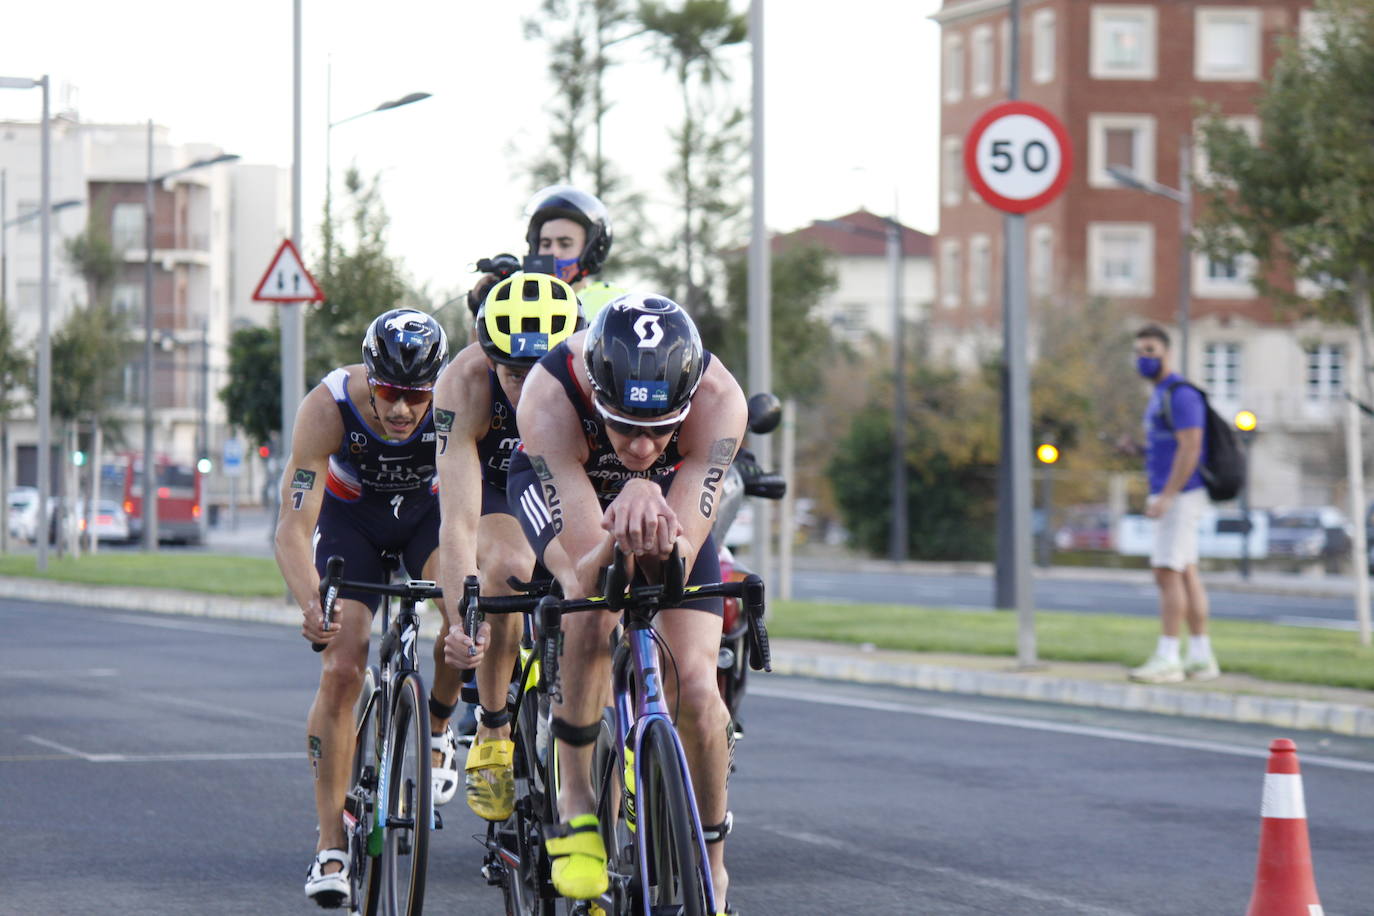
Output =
[
  {"x1": 371, "y1": 381, "x2": 433, "y2": 406},
  {"x1": 595, "y1": 399, "x2": 689, "y2": 439}
]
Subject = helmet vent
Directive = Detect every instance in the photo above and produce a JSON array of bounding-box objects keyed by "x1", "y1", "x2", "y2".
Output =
[{"x1": 522, "y1": 278, "x2": 540, "y2": 300}]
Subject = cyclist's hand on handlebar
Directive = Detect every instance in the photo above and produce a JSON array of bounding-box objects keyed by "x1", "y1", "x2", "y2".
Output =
[
  {"x1": 443, "y1": 618, "x2": 489, "y2": 670},
  {"x1": 603, "y1": 478, "x2": 681, "y2": 558},
  {"x1": 301, "y1": 596, "x2": 337, "y2": 645}
]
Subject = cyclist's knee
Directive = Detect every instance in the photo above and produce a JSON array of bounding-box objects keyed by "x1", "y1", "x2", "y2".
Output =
[
  {"x1": 318, "y1": 654, "x2": 366, "y2": 706},
  {"x1": 672, "y1": 673, "x2": 730, "y2": 730}
]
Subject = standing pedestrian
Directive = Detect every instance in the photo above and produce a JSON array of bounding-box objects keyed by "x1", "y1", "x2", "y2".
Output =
[{"x1": 1130, "y1": 324, "x2": 1220, "y2": 683}]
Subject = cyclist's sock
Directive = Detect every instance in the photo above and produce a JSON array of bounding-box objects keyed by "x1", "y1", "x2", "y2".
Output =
[{"x1": 546, "y1": 813, "x2": 609, "y2": 899}]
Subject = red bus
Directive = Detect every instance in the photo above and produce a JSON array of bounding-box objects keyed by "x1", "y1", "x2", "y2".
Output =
[{"x1": 103, "y1": 453, "x2": 206, "y2": 545}]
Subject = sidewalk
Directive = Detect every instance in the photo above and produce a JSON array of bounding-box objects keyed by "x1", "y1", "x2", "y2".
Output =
[{"x1": 6, "y1": 574, "x2": 1372, "y2": 739}]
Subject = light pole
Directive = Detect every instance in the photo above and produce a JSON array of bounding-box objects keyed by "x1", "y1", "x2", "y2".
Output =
[
  {"x1": 0, "y1": 74, "x2": 53, "y2": 570},
  {"x1": 141, "y1": 120, "x2": 239, "y2": 551},
  {"x1": 1106, "y1": 135, "x2": 1193, "y2": 377},
  {"x1": 819, "y1": 214, "x2": 909, "y2": 560},
  {"x1": 324, "y1": 69, "x2": 430, "y2": 275}
]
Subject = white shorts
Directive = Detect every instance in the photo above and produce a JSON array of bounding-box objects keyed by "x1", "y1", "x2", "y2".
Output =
[{"x1": 1149, "y1": 487, "x2": 1207, "y2": 571}]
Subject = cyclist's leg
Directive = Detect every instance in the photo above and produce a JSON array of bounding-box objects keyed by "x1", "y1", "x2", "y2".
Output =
[
  {"x1": 307, "y1": 596, "x2": 373, "y2": 861},
  {"x1": 654, "y1": 544, "x2": 731, "y2": 905}
]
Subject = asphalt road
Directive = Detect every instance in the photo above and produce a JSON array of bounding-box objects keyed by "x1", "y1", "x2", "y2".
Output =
[
  {"x1": 790, "y1": 568, "x2": 1364, "y2": 628},
  {"x1": 4, "y1": 597, "x2": 1373, "y2": 915}
]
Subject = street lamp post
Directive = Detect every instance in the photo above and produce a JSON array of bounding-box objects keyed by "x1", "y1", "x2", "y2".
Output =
[
  {"x1": 324, "y1": 69, "x2": 430, "y2": 275},
  {"x1": 140, "y1": 120, "x2": 239, "y2": 551},
  {"x1": 1106, "y1": 135, "x2": 1193, "y2": 377}
]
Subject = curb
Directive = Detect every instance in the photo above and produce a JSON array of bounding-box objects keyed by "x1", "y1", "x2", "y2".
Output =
[{"x1": 7, "y1": 576, "x2": 1372, "y2": 739}]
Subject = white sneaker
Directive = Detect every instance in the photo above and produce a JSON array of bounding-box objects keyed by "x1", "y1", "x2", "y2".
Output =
[
  {"x1": 432, "y1": 726, "x2": 460, "y2": 806},
  {"x1": 1185, "y1": 655, "x2": 1221, "y2": 681},
  {"x1": 305, "y1": 849, "x2": 350, "y2": 908},
  {"x1": 1129, "y1": 654, "x2": 1185, "y2": 684}
]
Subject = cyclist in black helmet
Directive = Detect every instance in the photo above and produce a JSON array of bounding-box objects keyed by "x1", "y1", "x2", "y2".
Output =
[
  {"x1": 506, "y1": 293, "x2": 747, "y2": 908},
  {"x1": 273, "y1": 308, "x2": 473, "y2": 909},
  {"x1": 431, "y1": 272, "x2": 585, "y2": 824}
]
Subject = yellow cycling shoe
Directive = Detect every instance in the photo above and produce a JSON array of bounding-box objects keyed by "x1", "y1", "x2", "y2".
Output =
[
  {"x1": 546, "y1": 814, "x2": 609, "y2": 899},
  {"x1": 464, "y1": 738, "x2": 515, "y2": 821}
]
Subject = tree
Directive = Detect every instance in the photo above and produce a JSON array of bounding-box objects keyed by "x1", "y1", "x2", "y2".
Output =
[
  {"x1": 1195, "y1": 0, "x2": 1374, "y2": 394},
  {"x1": 220, "y1": 325, "x2": 282, "y2": 449},
  {"x1": 310, "y1": 167, "x2": 412, "y2": 383},
  {"x1": 716, "y1": 242, "x2": 838, "y2": 402},
  {"x1": 638, "y1": 0, "x2": 749, "y2": 315}
]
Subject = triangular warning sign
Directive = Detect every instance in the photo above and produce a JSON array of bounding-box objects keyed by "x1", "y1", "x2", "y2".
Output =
[{"x1": 252, "y1": 239, "x2": 324, "y2": 303}]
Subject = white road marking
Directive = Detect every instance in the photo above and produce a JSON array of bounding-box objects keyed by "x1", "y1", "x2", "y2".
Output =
[
  {"x1": 105, "y1": 613, "x2": 285, "y2": 638},
  {"x1": 758, "y1": 825, "x2": 1140, "y2": 916},
  {"x1": 748, "y1": 684, "x2": 1374, "y2": 774},
  {"x1": 126, "y1": 691, "x2": 301, "y2": 727},
  {"x1": 0, "y1": 668, "x2": 118, "y2": 679},
  {"x1": 24, "y1": 735, "x2": 300, "y2": 764}
]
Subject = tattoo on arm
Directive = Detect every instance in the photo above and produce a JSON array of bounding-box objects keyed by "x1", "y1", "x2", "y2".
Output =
[
  {"x1": 290, "y1": 469, "x2": 316, "y2": 511},
  {"x1": 698, "y1": 437, "x2": 738, "y2": 519},
  {"x1": 434, "y1": 408, "x2": 454, "y2": 455},
  {"x1": 527, "y1": 454, "x2": 563, "y2": 534}
]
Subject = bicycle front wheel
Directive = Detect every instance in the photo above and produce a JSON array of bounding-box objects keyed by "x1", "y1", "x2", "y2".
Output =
[
  {"x1": 636, "y1": 718, "x2": 707, "y2": 916},
  {"x1": 350, "y1": 666, "x2": 383, "y2": 916},
  {"x1": 380, "y1": 671, "x2": 431, "y2": 916}
]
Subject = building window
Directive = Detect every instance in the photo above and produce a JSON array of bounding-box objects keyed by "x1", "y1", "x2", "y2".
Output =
[
  {"x1": 1194, "y1": 248, "x2": 1257, "y2": 299},
  {"x1": 112, "y1": 202, "x2": 144, "y2": 251},
  {"x1": 1031, "y1": 9, "x2": 1056, "y2": 84},
  {"x1": 1089, "y1": 114, "x2": 1156, "y2": 187},
  {"x1": 1203, "y1": 342, "x2": 1242, "y2": 403},
  {"x1": 1031, "y1": 224, "x2": 1054, "y2": 298},
  {"x1": 113, "y1": 282, "x2": 143, "y2": 316},
  {"x1": 969, "y1": 234, "x2": 991, "y2": 305},
  {"x1": 940, "y1": 239, "x2": 963, "y2": 308},
  {"x1": 944, "y1": 34, "x2": 965, "y2": 103},
  {"x1": 1088, "y1": 223, "x2": 1154, "y2": 297},
  {"x1": 942, "y1": 136, "x2": 964, "y2": 207},
  {"x1": 971, "y1": 25, "x2": 994, "y2": 97},
  {"x1": 1300, "y1": 9, "x2": 1331, "y2": 51},
  {"x1": 1000, "y1": 19, "x2": 1012, "y2": 91},
  {"x1": 1306, "y1": 343, "x2": 1344, "y2": 401},
  {"x1": 1196, "y1": 7, "x2": 1260, "y2": 81},
  {"x1": 1091, "y1": 5, "x2": 1157, "y2": 80}
]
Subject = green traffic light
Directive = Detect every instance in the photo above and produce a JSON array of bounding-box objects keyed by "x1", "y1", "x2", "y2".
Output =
[{"x1": 72, "y1": 450, "x2": 86, "y2": 467}]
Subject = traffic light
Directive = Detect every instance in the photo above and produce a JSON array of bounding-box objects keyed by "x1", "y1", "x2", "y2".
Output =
[
  {"x1": 71, "y1": 450, "x2": 86, "y2": 467},
  {"x1": 258, "y1": 443, "x2": 271, "y2": 459},
  {"x1": 197, "y1": 457, "x2": 213, "y2": 474},
  {"x1": 1036, "y1": 443, "x2": 1060, "y2": 465}
]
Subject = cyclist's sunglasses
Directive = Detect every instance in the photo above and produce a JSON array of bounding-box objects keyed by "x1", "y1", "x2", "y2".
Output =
[
  {"x1": 370, "y1": 381, "x2": 433, "y2": 406},
  {"x1": 594, "y1": 399, "x2": 690, "y2": 439}
]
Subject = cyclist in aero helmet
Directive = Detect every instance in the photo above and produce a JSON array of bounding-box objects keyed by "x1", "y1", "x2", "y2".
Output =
[
  {"x1": 433, "y1": 273, "x2": 585, "y2": 824},
  {"x1": 504, "y1": 293, "x2": 747, "y2": 907},
  {"x1": 273, "y1": 308, "x2": 469, "y2": 909}
]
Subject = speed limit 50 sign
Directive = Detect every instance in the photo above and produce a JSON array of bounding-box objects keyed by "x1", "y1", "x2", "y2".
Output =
[{"x1": 963, "y1": 101, "x2": 1072, "y2": 214}]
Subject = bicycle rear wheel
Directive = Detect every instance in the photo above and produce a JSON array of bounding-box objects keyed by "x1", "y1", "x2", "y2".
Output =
[
  {"x1": 505, "y1": 679, "x2": 555, "y2": 916},
  {"x1": 348, "y1": 666, "x2": 383, "y2": 916},
  {"x1": 379, "y1": 672, "x2": 431, "y2": 916},
  {"x1": 636, "y1": 718, "x2": 707, "y2": 916}
]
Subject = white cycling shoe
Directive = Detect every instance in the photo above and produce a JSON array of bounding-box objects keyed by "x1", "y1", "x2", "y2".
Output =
[
  {"x1": 432, "y1": 726, "x2": 460, "y2": 806},
  {"x1": 305, "y1": 848, "x2": 350, "y2": 909}
]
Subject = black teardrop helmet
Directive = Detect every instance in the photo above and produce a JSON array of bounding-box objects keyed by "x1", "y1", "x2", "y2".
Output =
[
  {"x1": 583, "y1": 293, "x2": 704, "y2": 420},
  {"x1": 362, "y1": 308, "x2": 448, "y2": 388},
  {"x1": 524, "y1": 185, "x2": 613, "y2": 282}
]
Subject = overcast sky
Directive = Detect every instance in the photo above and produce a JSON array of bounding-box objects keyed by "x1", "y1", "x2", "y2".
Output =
[{"x1": 0, "y1": 0, "x2": 941, "y2": 297}]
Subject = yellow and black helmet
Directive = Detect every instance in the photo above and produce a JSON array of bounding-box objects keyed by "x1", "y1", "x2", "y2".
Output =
[{"x1": 477, "y1": 272, "x2": 586, "y2": 367}]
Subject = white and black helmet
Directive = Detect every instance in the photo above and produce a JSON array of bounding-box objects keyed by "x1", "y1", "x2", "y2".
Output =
[
  {"x1": 362, "y1": 308, "x2": 448, "y2": 388},
  {"x1": 582, "y1": 293, "x2": 704, "y2": 420},
  {"x1": 524, "y1": 185, "x2": 613, "y2": 282}
]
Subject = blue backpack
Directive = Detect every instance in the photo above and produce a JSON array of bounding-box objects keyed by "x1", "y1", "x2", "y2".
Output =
[{"x1": 1158, "y1": 379, "x2": 1246, "y2": 502}]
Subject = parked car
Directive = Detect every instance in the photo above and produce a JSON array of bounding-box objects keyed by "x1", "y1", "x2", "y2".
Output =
[
  {"x1": 7, "y1": 487, "x2": 41, "y2": 543},
  {"x1": 76, "y1": 499, "x2": 132, "y2": 544},
  {"x1": 1053, "y1": 504, "x2": 1115, "y2": 552},
  {"x1": 1267, "y1": 507, "x2": 1351, "y2": 570}
]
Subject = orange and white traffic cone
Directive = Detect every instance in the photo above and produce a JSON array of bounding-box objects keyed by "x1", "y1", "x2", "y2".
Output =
[{"x1": 1245, "y1": 738, "x2": 1323, "y2": 916}]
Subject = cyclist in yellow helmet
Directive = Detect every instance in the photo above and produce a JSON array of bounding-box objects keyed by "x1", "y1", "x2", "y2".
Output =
[{"x1": 432, "y1": 271, "x2": 586, "y2": 823}]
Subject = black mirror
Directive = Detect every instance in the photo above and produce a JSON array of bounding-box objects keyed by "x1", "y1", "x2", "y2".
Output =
[{"x1": 746, "y1": 392, "x2": 783, "y2": 435}]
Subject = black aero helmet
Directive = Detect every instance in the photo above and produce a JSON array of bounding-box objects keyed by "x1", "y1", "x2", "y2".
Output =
[
  {"x1": 583, "y1": 293, "x2": 704, "y2": 420},
  {"x1": 524, "y1": 185, "x2": 612, "y2": 282},
  {"x1": 362, "y1": 308, "x2": 448, "y2": 388}
]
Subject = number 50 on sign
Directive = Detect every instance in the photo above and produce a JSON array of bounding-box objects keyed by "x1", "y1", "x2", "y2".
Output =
[{"x1": 963, "y1": 101, "x2": 1072, "y2": 214}]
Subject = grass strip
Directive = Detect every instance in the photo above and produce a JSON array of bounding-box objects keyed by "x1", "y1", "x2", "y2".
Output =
[
  {"x1": 0, "y1": 553, "x2": 283, "y2": 598},
  {"x1": 770, "y1": 599, "x2": 1374, "y2": 691}
]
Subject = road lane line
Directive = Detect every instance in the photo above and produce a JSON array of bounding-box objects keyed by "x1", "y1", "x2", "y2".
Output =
[
  {"x1": 24, "y1": 736, "x2": 300, "y2": 763},
  {"x1": 748, "y1": 684, "x2": 1374, "y2": 774},
  {"x1": 758, "y1": 825, "x2": 1140, "y2": 916},
  {"x1": 105, "y1": 613, "x2": 285, "y2": 638}
]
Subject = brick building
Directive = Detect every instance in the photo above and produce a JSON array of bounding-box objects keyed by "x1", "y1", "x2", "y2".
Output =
[{"x1": 933, "y1": 0, "x2": 1351, "y2": 508}]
